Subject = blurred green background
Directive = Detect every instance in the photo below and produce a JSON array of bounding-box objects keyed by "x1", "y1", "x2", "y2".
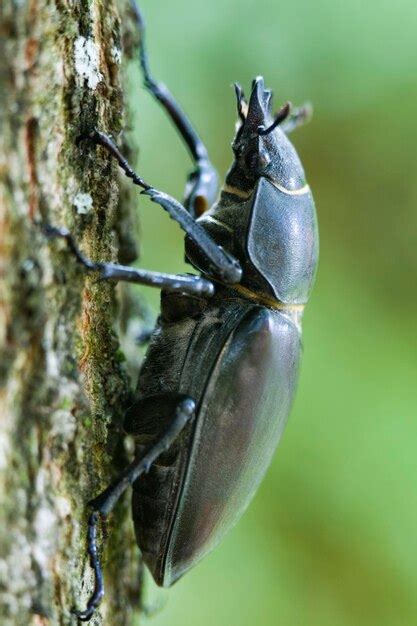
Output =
[{"x1": 126, "y1": 1, "x2": 417, "y2": 624}]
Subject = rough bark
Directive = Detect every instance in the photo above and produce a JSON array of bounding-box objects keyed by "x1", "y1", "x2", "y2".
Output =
[{"x1": 0, "y1": 1, "x2": 143, "y2": 624}]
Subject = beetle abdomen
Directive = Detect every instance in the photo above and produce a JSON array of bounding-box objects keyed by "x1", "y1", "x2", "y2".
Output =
[
  {"x1": 165, "y1": 303, "x2": 301, "y2": 586},
  {"x1": 131, "y1": 298, "x2": 301, "y2": 587},
  {"x1": 130, "y1": 297, "x2": 250, "y2": 583}
]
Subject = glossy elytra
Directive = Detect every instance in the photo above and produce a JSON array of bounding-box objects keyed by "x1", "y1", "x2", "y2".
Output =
[{"x1": 45, "y1": 0, "x2": 318, "y2": 619}]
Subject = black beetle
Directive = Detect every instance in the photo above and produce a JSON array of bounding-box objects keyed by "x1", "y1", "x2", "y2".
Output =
[{"x1": 46, "y1": 0, "x2": 318, "y2": 619}]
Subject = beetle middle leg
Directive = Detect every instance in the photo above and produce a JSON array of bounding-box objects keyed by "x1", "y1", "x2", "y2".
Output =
[
  {"x1": 78, "y1": 130, "x2": 242, "y2": 284},
  {"x1": 129, "y1": 0, "x2": 218, "y2": 217},
  {"x1": 74, "y1": 396, "x2": 196, "y2": 621}
]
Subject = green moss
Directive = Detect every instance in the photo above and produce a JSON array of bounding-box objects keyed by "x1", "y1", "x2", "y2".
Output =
[
  {"x1": 58, "y1": 397, "x2": 73, "y2": 411},
  {"x1": 115, "y1": 348, "x2": 127, "y2": 363}
]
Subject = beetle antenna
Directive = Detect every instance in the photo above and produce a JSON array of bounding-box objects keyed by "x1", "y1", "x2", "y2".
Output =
[
  {"x1": 281, "y1": 102, "x2": 313, "y2": 134},
  {"x1": 233, "y1": 82, "x2": 248, "y2": 123},
  {"x1": 258, "y1": 101, "x2": 291, "y2": 136}
]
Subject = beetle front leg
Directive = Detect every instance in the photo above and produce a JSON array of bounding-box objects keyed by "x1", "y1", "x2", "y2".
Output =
[
  {"x1": 73, "y1": 397, "x2": 196, "y2": 621},
  {"x1": 43, "y1": 225, "x2": 214, "y2": 297},
  {"x1": 78, "y1": 131, "x2": 242, "y2": 284},
  {"x1": 129, "y1": 0, "x2": 218, "y2": 216}
]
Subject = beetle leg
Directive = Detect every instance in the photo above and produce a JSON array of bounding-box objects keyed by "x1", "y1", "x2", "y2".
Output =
[
  {"x1": 77, "y1": 131, "x2": 242, "y2": 284},
  {"x1": 129, "y1": 0, "x2": 218, "y2": 217},
  {"x1": 43, "y1": 225, "x2": 215, "y2": 297},
  {"x1": 280, "y1": 102, "x2": 313, "y2": 134},
  {"x1": 73, "y1": 397, "x2": 196, "y2": 622}
]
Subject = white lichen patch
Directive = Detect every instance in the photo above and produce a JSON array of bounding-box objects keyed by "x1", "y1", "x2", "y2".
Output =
[
  {"x1": 50, "y1": 409, "x2": 77, "y2": 448},
  {"x1": 0, "y1": 530, "x2": 36, "y2": 615},
  {"x1": 43, "y1": 318, "x2": 59, "y2": 379},
  {"x1": 111, "y1": 46, "x2": 122, "y2": 64},
  {"x1": 74, "y1": 36, "x2": 103, "y2": 90},
  {"x1": 32, "y1": 503, "x2": 59, "y2": 576},
  {"x1": 73, "y1": 192, "x2": 93, "y2": 215},
  {"x1": 0, "y1": 431, "x2": 11, "y2": 471},
  {"x1": 55, "y1": 496, "x2": 71, "y2": 519}
]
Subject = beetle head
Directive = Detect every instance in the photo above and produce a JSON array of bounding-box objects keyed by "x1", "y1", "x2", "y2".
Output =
[{"x1": 225, "y1": 76, "x2": 306, "y2": 194}]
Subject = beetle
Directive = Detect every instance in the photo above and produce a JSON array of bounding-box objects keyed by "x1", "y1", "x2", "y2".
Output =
[{"x1": 46, "y1": 0, "x2": 318, "y2": 620}]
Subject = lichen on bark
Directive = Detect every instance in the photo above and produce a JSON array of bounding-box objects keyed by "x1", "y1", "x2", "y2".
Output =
[{"x1": 0, "y1": 1, "x2": 143, "y2": 624}]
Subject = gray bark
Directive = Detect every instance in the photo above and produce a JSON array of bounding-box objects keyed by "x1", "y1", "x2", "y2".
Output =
[{"x1": 0, "y1": 1, "x2": 143, "y2": 624}]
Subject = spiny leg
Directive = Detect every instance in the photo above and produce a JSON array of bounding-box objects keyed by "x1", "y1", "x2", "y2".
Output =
[
  {"x1": 43, "y1": 225, "x2": 215, "y2": 297},
  {"x1": 74, "y1": 397, "x2": 196, "y2": 621},
  {"x1": 78, "y1": 131, "x2": 242, "y2": 284},
  {"x1": 129, "y1": 0, "x2": 218, "y2": 216}
]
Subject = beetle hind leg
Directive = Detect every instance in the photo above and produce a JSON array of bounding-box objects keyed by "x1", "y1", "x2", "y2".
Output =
[{"x1": 73, "y1": 397, "x2": 195, "y2": 621}]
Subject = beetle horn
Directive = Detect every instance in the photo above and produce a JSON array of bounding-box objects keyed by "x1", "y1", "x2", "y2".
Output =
[
  {"x1": 233, "y1": 82, "x2": 248, "y2": 122},
  {"x1": 258, "y1": 101, "x2": 292, "y2": 136},
  {"x1": 248, "y1": 76, "x2": 272, "y2": 119}
]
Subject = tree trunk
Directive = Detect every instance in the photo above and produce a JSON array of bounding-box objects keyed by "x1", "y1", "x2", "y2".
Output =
[{"x1": 0, "y1": 1, "x2": 142, "y2": 624}]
